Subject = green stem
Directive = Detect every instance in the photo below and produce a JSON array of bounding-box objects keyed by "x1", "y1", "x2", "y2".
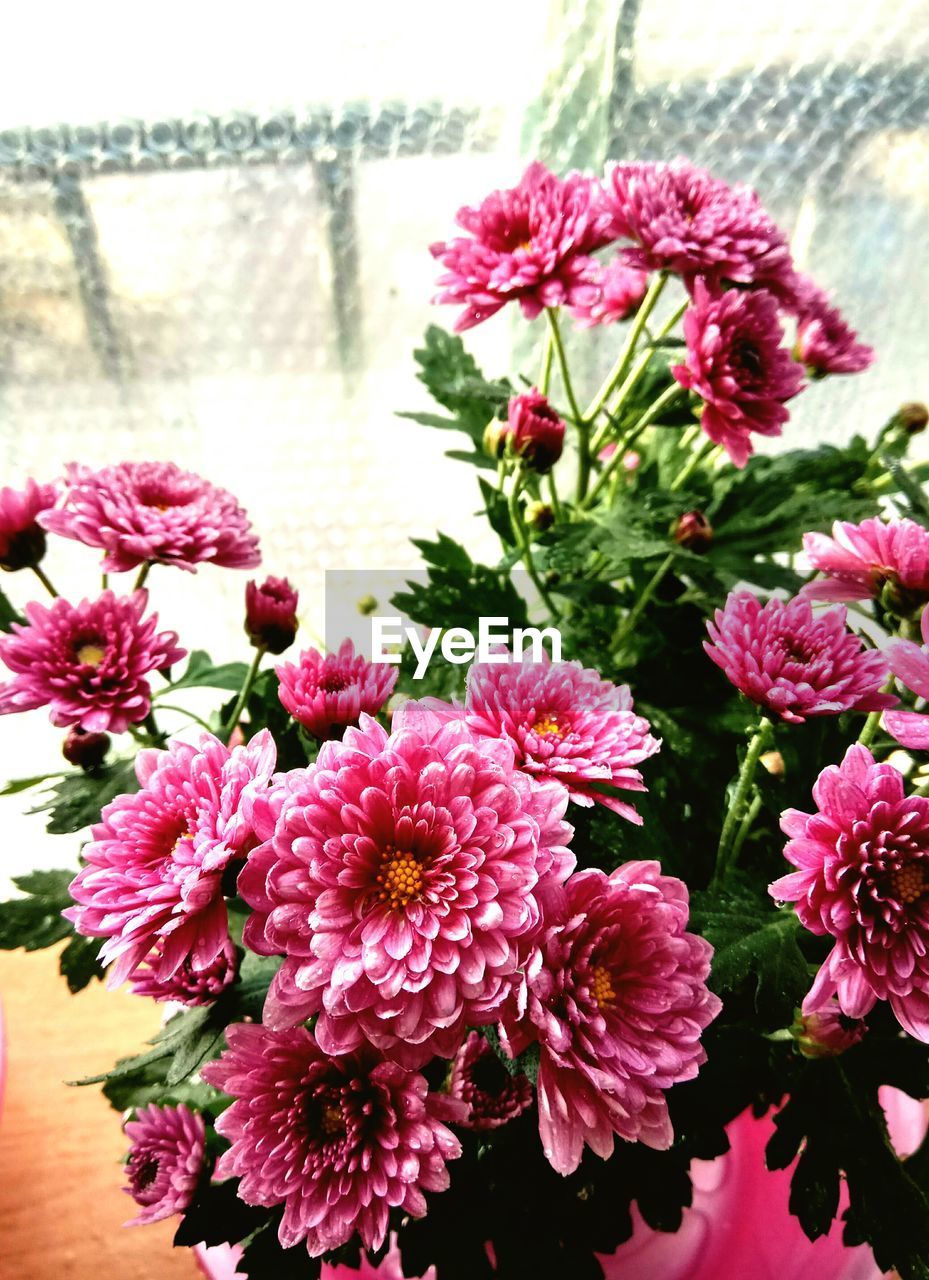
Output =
[
  {"x1": 508, "y1": 475, "x2": 561, "y2": 622},
  {"x1": 101, "y1": 572, "x2": 109, "y2": 591},
  {"x1": 546, "y1": 470, "x2": 563, "y2": 523},
  {"x1": 539, "y1": 329, "x2": 555, "y2": 397},
  {"x1": 544, "y1": 309, "x2": 587, "y2": 504},
  {"x1": 225, "y1": 647, "x2": 266, "y2": 742},
  {"x1": 585, "y1": 383, "x2": 685, "y2": 509},
  {"x1": 142, "y1": 708, "x2": 166, "y2": 746},
  {"x1": 613, "y1": 550, "x2": 676, "y2": 652},
  {"x1": 713, "y1": 718, "x2": 774, "y2": 885},
  {"x1": 582, "y1": 271, "x2": 668, "y2": 424},
  {"x1": 857, "y1": 676, "x2": 896, "y2": 749},
  {"x1": 31, "y1": 564, "x2": 59, "y2": 598},
  {"x1": 730, "y1": 789, "x2": 763, "y2": 868},
  {"x1": 669, "y1": 436, "x2": 715, "y2": 492},
  {"x1": 155, "y1": 703, "x2": 216, "y2": 734},
  {"x1": 133, "y1": 562, "x2": 152, "y2": 592}
]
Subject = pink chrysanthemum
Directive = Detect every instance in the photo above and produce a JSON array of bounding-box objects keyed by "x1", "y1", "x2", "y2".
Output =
[
  {"x1": 324, "y1": 1237, "x2": 437, "y2": 1280},
  {"x1": 201, "y1": 1024, "x2": 464, "y2": 1256},
  {"x1": 802, "y1": 517, "x2": 929, "y2": 607},
  {"x1": 704, "y1": 591, "x2": 894, "y2": 724},
  {"x1": 570, "y1": 258, "x2": 649, "y2": 328},
  {"x1": 430, "y1": 162, "x2": 615, "y2": 331},
  {"x1": 672, "y1": 280, "x2": 805, "y2": 467},
  {"x1": 129, "y1": 936, "x2": 238, "y2": 1005},
  {"x1": 770, "y1": 744, "x2": 929, "y2": 1042},
  {"x1": 123, "y1": 1103, "x2": 206, "y2": 1226},
  {"x1": 791, "y1": 276, "x2": 874, "y2": 376},
  {"x1": 244, "y1": 575, "x2": 298, "y2": 654},
  {"x1": 0, "y1": 589, "x2": 184, "y2": 733},
  {"x1": 40, "y1": 461, "x2": 260, "y2": 574},
  {"x1": 276, "y1": 639, "x2": 397, "y2": 739},
  {"x1": 504, "y1": 390, "x2": 565, "y2": 472},
  {"x1": 449, "y1": 1030, "x2": 532, "y2": 1131},
  {"x1": 239, "y1": 702, "x2": 574, "y2": 1067},
  {"x1": 462, "y1": 658, "x2": 660, "y2": 822},
  {"x1": 0, "y1": 478, "x2": 58, "y2": 572},
  {"x1": 794, "y1": 998, "x2": 867, "y2": 1059},
  {"x1": 604, "y1": 160, "x2": 795, "y2": 292},
  {"x1": 501, "y1": 863, "x2": 720, "y2": 1174},
  {"x1": 66, "y1": 730, "x2": 275, "y2": 986},
  {"x1": 885, "y1": 606, "x2": 929, "y2": 750}
]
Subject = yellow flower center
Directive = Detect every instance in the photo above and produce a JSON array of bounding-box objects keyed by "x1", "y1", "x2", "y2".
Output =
[
  {"x1": 376, "y1": 846, "x2": 424, "y2": 909},
  {"x1": 891, "y1": 863, "x2": 928, "y2": 906},
  {"x1": 532, "y1": 713, "x2": 567, "y2": 740},
  {"x1": 590, "y1": 964, "x2": 615, "y2": 1008},
  {"x1": 76, "y1": 643, "x2": 106, "y2": 667},
  {"x1": 320, "y1": 1103, "x2": 344, "y2": 1137}
]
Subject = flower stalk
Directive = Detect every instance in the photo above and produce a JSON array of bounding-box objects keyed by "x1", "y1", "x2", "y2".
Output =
[
  {"x1": 713, "y1": 717, "x2": 775, "y2": 886},
  {"x1": 225, "y1": 646, "x2": 266, "y2": 742}
]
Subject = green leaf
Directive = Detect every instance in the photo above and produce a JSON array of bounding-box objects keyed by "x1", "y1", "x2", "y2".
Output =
[
  {"x1": 58, "y1": 933, "x2": 105, "y2": 993},
  {"x1": 159, "y1": 649, "x2": 249, "y2": 694},
  {"x1": 0, "y1": 772, "x2": 67, "y2": 796},
  {"x1": 174, "y1": 1179, "x2": 267, "y2": 1248},
  {"x1": 392, "y1": 533, "x2": 528, "y2": 636},
  {"x1": 0, "y1": 586, "x2": 24, "y2": 632},
  {"x1": 0, "y1": 868, "x2": 75, "y2": 951},
  {"x1": 478, "y1": 477, "x2": 516, "y2": 547},
  {"x1": 29, "y1": 758, "x2": 140, "y2": 834}
]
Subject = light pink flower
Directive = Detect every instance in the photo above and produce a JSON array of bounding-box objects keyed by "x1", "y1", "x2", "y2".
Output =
[
  {"x1": 40, "y1": 461, "x2": 260, "y2": 574},
  {"x1": 704, "y1": 591, "x2": 894, "y2": 724},
  {"x1": 791, "y1": 275, "x2": 874, "y2": 376},
  {"x1": 0, "y1": 478, "x2": 58, "y2": 571},
  {"x1": 276, "y1": 639, "x2": 397, "y2": 739},
  {"x1": 129, "y1": 936, "x2": 237, "y2": 1005},
  {"x1": 885, "y1": 605, "x2": 929, "y2": 750},
  {"x1": 0, "y1": 589, "x2": 184, "y2": 733},
  {"x1": 449, "y1": 1030, "x2": 532, "y2": 1131},
  {"x1": 570, "y1": 258, "x2": 649, "y2": 328},
  {"x1": 770, "y1": 744, "x2": 929, "y2": 1041},
  {"x1": 802, "y1": 517, "x2": 929, "y2": 606},
  {"x1": 201, "y1": 1024, "x2": 464, "y2": 1257},
  {"x1": 66, "y1": 730, "x2": 275, "y2": 986},
  {"x1": 239, "y1": 703, "x2": 573, "y2": 1068},
  {"x1": 672, "y1": 280, "x2": 805, "y2": 467},
  {"x1": 123, "y1": 1103, "x2": 205, "y2": 1226},
  {"x1": 794, "y1": 999, "x2": 867, "y2": 1059},
  {"x1": 245, "y1": 575, "x2": 298, "y2": 654},
  {"x1": 462, "y1": 658, "x2": 660, "y2": 821},
  {"x1": 501, "y1": 863, "x2": 720, "y2": 1175},
  {"x1": 430, "y1": 162, "x2": 615, "y2": 331},
  {"x1": 504, "y1": 390, "x2": 565, "y2": 472}
]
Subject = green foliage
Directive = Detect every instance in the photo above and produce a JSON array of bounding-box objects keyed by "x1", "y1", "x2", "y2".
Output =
[
  {"x1": 0, "y1": 869, "x2": 105, "y2": 991},
  {"x1": 158, "y1": 648, "x2": 249, "y2": 694},
  {"x1": 26, "y1": 757, "x2": 140, "y2": 834},
  {"x1": 0, "y1": 585, "x2": 24, "y2": 631},
  {"x1": 392, "y1": 532, "x2": 529, "y2": 633}
]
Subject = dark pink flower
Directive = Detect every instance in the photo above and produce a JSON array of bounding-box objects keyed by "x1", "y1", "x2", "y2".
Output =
[
  {"x1": 0, "y1": 589, "x2": 184, "y2": 733},
  {"x1": 276, "y1": 639, "x2": 397, "y2": 739},
  {"x1": 66, "y1": 730, "x2": 275, "y2": 986},
  {"x1": 802, "y1": 517, "x2": 929, "y2": 607},
  {"x1": 129, "y1": 936, "x2": 237, "y2": 1005},
  {"x1": 245, "y1": 575, "x2": 298, "y2": 654},
  {"x1": 123, "y1": 1103, "x2": 206, "y2": 1226},
  {"x1": 794, "y1": 999, "x2": 867, "y2": 1059},
  {"x1": 462, "y1": 658, "x2": 660, "y2": 821},
  {"x1": 449, "y1": 1030, "x2": 532, "y2": 1131},
  {"x1": 791, "y1": 275, "x2": 874, "y2": 376},
  {"x1": 40, "y1": 461, "x2": 260, "y2": 574},
  {"x1": 885, "y1": 605, "x2": 929, "y2": 750},
  {"x1": 771, "y1": 744, "x2": 929, "y2": 1041},
  {"x1": 323, "y1": 1238, "x2": 436, "y2": 1280},
  {"x1": 672, "y1": 280, "x2": 805, "y2": 467},
  {"x1": 570, "y1": 258, "x2": 649, "y2": 328},
  {"x1": 673, "y1": 510, "x2": 713, "y2": 552},
  {"x1": 501, "y1": 863, "x2": 720, "y2": 1174},
  {"x1": 239, "y1": 703, "x2": 573, "y2": 1067},
  {"x1": 201, "y1": 1024, "x2": 463, "y2": 1257},
  {"x1": 0, "y1": 479, "x2": 58, "y2": 571},
  {"x1": 430, "y1": 162, "x2": 615, "y2": 331},
  {"x1": 704, "y1": 591, "x2": 894, "y2": 724},
  {"x1": 505, "y1": 390, "x2": 565, "y2": 472}
]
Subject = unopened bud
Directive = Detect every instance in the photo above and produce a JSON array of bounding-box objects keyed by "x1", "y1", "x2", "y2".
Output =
[
  {"x1": 483, "y1": 419, "x2": 508, "y2": 460},
  {"x1": 357, "y1": 594, "x2": 379, "y2": 617},
  {"x1": 672, "y1": 510, "x2": 713, "y2": 553},
  {"x1": 793, "y1": 1006, "x2": 866, "y2": 1059},
  {"x1": 760, "y1": 750, "x2": 785, "y2": 777},
  {"x1": 525, "y1": 501, "x2": 554, "y2": 532},
  {"x1": 245, "y1": 576, "x2": 299, "y2": 655},
  {"x1": 506, "y1": 390, "x2": 565, "y2": 473},
  {"x1": 897, "y1": 402, "x2": 928, "y2": 435},
  {"x1": 62, "y1": 727, "x2": 110, "y2": 771}
]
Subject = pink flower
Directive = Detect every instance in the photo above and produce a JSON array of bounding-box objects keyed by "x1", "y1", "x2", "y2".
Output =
[
  {"x1": 0, "y1": 589, "x2": 184, "y2": 733},
  {"x1": 792, "y1": 276, "x2": 874, "y2": 376},
  {"x1": 501, "y1": 863, "x2": 720, "y2": 1174},
  {"x1": 672, "y1": 280, "x2": 805, "y2": 467},
  {"x1": 40, "y1": 461, "x2": 260, "y2": 574},
  {"x1": 793, "y1": 999, "x2": 867, "y2": 1059},
  {"x1": 276, "y1": 639, "x2": 397, "y2": 739},
  {"x1": 201, "y1": 1024, "x2": 463, "y2": 1257},
  {"x1": 673, "y1": 510, "x2": 713, "y2": 552},
  {"x1": 449, "y1": 1030, "x2": 532, "y2": 1131},
  {"x1": 430, "y1": 162, "x2": 615, "y2": 331},
  {"x1": 704, "y1": 591, "x2": 894, "y2": 724},
  {"x1": 0, "y1": 478, "x2": 58, "y2": 572},
  {"x1": 323, "y1": 1238, "x2": 437, "y2": 1280},
  {"x1": 129, "y1": 936, "x2": 237, "y2": 1005},
  {"x1": 462, "y1": 658, "x2": 660, "y2": 821},
  {"x1": 604, "y1": 160, "x2": 795, "y2": 292},
  {"x1": 505, "y1": 390, "x2": 565, "y2": 472},
  {"x1": 123, "y1": 1103, "x2": 205, "y2": 1226},
  {"x1": 885, "y1": 605, "x2": 929, "y2": 750},
  {"x1": 570, "y1": 258, "x2": 649, "y2": 328},
  {"x1": 239, "y1": 703, "x2": 574, "y2": 1067},
  {"x1": 802, "y1": 517, "x2": 929, "y2": 607},
  {"x1": 244, "y1": 575, "x2": 298, "y2": 654},
  {"x1": 66, "y1": 730, "x2": 275, "y2": 986},
  {"x1": 770, "y1": 744, "x2": 929, "y2": 1041}
]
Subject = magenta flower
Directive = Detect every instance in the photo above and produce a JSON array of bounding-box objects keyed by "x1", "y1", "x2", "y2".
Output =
[
  {"x1": 123, "y1": 1103, "x2": 206, "y2": 1226},
  {"x1": 276, "y1": 639, "x2": 397, "y2": 739},
  {"x1": 462, "y1": 658, "x2": 660, "y2": 821},
  {"x1": 201, "y1": 1024, "x2": 464, "y2": 1256},
  {"x1": 244, "y1": 575, "x2": 298, "y2": 654},
  {"x1": 430, "y1": 162, "x2": 615, "y2": 331},
  {"x1": 501, "y1": 863, "x2": 720, "y2": 1174},
  {"x1": 449, "y1": 1030, "x2": 533, "y2": 1131},
  {"x1": 604, "y1": 159, "x2": 795, "y2": 292},
  {"x1": 770, "y1": 744, "x2": 929, "y2": 1041},
  {"x1": 672, "y1": 280, "x2": 805, "y2": 467},
  {"x1": 40, "y1": 461, "x2": 260, "y2": 574},
  {"x1": 66, "y1": 730, "x2": 275, "y2": 986},
  {"x1": 239, "y1": 703, "x2": 574, "y2": 1067},
  {"x1": 0, "y1": 589, "x2": 184, "y2": 733},
  {"x1": 704, "y1": 591, "x2": 894, "y2": 724},
  {"x1": 129, "y1": 936, "x2": 237, "y2": 1005},
  {"x1": 792, "y1": 276, "x2": 874, "y2": 376},
  {"x1": 570, "y1": 258, "x2": 649, "y2": 328},
  {"x1": 0, "y1": 478, "x2": 58, "y2": 572},
  {"x1": 885, "y1": 605, "x2": 929, "y2": 750},
  {"x1": 505, "y1": 389, "x2": 565, "y2": 472},
  {"x1": 803, "y1": 517, "x2": 929, "y2": 607}
]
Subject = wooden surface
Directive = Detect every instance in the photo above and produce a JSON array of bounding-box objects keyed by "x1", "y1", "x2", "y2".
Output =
[{"x1": 0, "y1": 945, "x2": 198, "y2": 1279}]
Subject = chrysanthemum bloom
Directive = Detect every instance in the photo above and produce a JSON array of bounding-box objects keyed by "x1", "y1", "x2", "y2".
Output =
[
  {"x1": 0, "y1": 478, "x2": 58, "y2": 572},
  {"x1": 239, "y1": 703, "x2": 574, "y2": 1066},
  {"x1": 276, "y1": 638, "x2": 397, "y2": 739},
  {"x1": 0, "y1": 589, "x2": 184, "y2": 733},
  {"x1": 430, "y1": 162, "x2": 615, "y2": 331},
  {"x1": 66, "y1": 730, "x2": 275, "y2": 986},
  {"x1": 802, "y1": 517, "x2": 929, "y2": 608},
  {"x1": 244, "y1": 575, "x2": 298, "y2": 654},
  {"x1": 770, "y1": 744, "x2": 929, "y2": 1041},
  {"x1": 501, "y1": 863, "x2": 720, "y2": 1174},
  {"x1": 672, "y1": 280, "x2": 805, "y2": 467},
  {"x1": 704, "y1": 591, "x2": 894, "y2": 724},
  {"x1": 791, "y1": 276, "x2": 874, "y2": 377},
  {"x1": 129, "y1": 936, "x2": 237, "y2": 1005},
  {"x1": 449, "y1": 1030, "x2": 532, "y2": 1131},
  {"x1": 40, "y1": 461, "x2": 260, "y2": 573},
  {"x1": 462, "y1": 658, "x2": 660, "y2": 821},
  {"x1": 122, "y1": 1103, "x2": 206, "y2": 1226},
  {"x1": 570, "y1": 258, "x2": 649, "y2": 328},
  {"x1": 604, "y1": 160, "x2": 795, "y2": 292},
  {"x1": 505, "y1": 390, "x2": 565, "y2": 472},
  {"x1": 201, "y1": 1024, "x2": 464, "y2": 1256},
  {"x1": 885, "y1": 605, "x2": 929, "y2": 750},
  {"x1": 793, "y1": 1000, "x2": 866, "y2": 1059}
]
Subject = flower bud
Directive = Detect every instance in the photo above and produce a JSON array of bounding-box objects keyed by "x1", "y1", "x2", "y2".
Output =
[
  {"x1": 672, "y1": 510, "x2": 713, "y2": 553},
  {"x1": 793, "y1": 1005, "x2": 866, "y2": 1059},
  {"x1": 62, "y1": 726, "x2": 110, "y2": 771},
  {"x1": 760, "y1": 749, "x2": 785, "y2": 777},
  {"x1": 897, "y1": 402, "x2": 928, "y2": 435},
  {"x1": 525, "y1": 501, "x2": 554, "y2": 532},
  {"x1": 356, "y1": 594, "x2": 379, "y2": 617},
  {"x1": 483, "y1": 419, "x2": 507, "y2": 461},
  {"x1": 0, "y1": 480, "x2": 57, "y2": 573},
  {"x1": 506, "y1": 390, "x2": 565, "y2": 472},
  {"x1": 245, "y1": 576, "x2": 299, "y2": 654}
]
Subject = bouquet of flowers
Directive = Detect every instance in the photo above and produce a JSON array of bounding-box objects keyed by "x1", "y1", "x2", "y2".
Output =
[{"x1": 3, "y1": 157, "x2": 929, "y2": 1280}]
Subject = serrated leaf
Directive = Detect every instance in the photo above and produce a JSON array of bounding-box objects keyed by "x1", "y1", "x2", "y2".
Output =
[
  {"x1": 159, "y1": 649, "x2": 248, "y2": 694},
  {"x1": 174, "y1": 1179, "x2": 266, "y2": 1248},
  {"x1": 59, "y1": 933, "x2": 105, "y2": 992},
  {"x1": 29, "y1": 758, "x2": 140, "y2": 834},
  {"x1": 0, "y1": 868, "x2": 75, "y2": 951},
  {"x1": 0, "y1": 772, "x2": 66, "y2": 796}
]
